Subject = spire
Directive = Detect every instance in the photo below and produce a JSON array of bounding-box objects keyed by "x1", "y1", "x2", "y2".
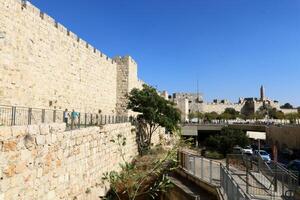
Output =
[{"x1": 260, "y1": 85, "x2": 265, "y2": 101}]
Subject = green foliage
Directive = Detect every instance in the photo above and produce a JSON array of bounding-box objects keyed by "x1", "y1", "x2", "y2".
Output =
[
  {"x1": 285, "y1": 113, "x2": 300, "y2": 124},
  {"x1": 127, "y1": 84, "x2": 181, "y2": 152},
  {"x1": 281, "y1": 103, "x2": 294, "y2": 109},
  {"x1": 256, "y1": 105, "x2": 285, "y2": 119},
  {"x1": 204, "y1": 109, "x2": 240, "y2": 121},
  {"x1": 204, "y1": 150, "x2": 224, "y2": 159},
  {"x1": 222, "y1": 108, "x2": 240, "y2": 119},
  {"x1": 205, "y1": 128, "x2": 249, "y2": 156},
  {"x1": 102, "y1": 145, "x2": 178, "y2": 200},
  {"x1": 188, "y1": 111, "x2": 204, "y2": 120},
  {"x1": 204, "y1": 112, "x2": 219, "y2": 122}
]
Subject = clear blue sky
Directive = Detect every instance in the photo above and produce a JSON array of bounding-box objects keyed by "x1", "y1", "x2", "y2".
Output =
[{"x1": 30, "y1": 0, "x2": 300, "y2": 106}]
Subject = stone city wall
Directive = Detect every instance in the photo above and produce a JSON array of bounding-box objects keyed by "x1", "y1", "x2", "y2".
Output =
[
  {"x1": 199, "y1": 103, "x2": 244, "y2": 114},
  {"x1": 0, "y1": 123, "x2": 142, "y2": 199},
  {"x1": 280, "y1": 108, "x2": 298, "y2": 114},
  {"x1": 0, "y1": 0, "x2": 142, "y2": 115}
]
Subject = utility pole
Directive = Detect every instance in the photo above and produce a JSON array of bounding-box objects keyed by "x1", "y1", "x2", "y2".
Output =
[{"x1": 197, "y1": 79, "x2": 200, "y2": 124}]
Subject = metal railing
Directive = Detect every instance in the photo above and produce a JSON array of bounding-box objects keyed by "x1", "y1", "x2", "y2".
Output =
[
  {"x1": 178, "y1": 151, "x2": 252, "y2": 200},
  {"x1": 178, "y1": 151, "x2": 221, "y2": 186},
  {"x1": 0, "y1": 105, "x2": 131, "y2": 129},
  {"x1": 220, "y1": 165, "x2": 251, "y2": 200},
  {"x1": 226, "y1": 153, "x2": 299, "y2": 199},
  {"x1": 256, "y1": 156, "x2": 299, "y2": 198}
]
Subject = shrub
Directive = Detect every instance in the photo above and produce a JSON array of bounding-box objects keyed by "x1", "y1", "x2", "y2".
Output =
[
  {"x1": 204, "y1": 150, "x2": 224, "y2": 159},
  {"x1": 205, "y1": 127, "x2": 249, "y2": 156}
]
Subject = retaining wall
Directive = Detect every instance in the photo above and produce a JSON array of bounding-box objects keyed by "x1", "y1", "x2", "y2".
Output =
[{"x1": 0, "y1": 123, "x2": 140, "y2": 199}]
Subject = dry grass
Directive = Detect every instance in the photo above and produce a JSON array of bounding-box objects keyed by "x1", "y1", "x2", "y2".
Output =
[{"x1": 108, "y1": 145, "x2": 175, "y2": 200}]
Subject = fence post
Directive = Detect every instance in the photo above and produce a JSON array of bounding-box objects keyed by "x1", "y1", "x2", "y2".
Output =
[
  {"x1": 53, "y1": 110, "x2": 56, "y2": 123},
  {"x1": 225, "y1": 169, "x2": 228, "y2": 197},
  {"x1": 85, "y1": 113, "x2": 87, "y2": 128},
  {"x1": 246, "y1": 166, "x2": 249, "y2": 194},
  {"x1": 274, "y1": 164, "x2": 278, "y2": 192},
  {"x1": 108, "y1": 116, "x2": 111, "y2": 124},
  {"x1": 41, "y1": 109, "x2": 45, "y2": 123},
  {"x1": 96, "y1": 114, "x2": 99, "y2": 125},
  {"x1": 105, "y1": 115, "x2": 107, "y2": 124},
  {"x1": 193, "y1": 156, "x2": 196, "y2": 175},
  {"x1": 210, "y1": 160, "x2": 212, "y2": 183},
  {"x1": 71, "y1": 114, "x2": 74, "y2": 130},
  {"x1": 226, "y1": 156, "x2": 229, "y2": 170},
  {"x1": 201, "y1": 157, "x2": 204, "y2": 179},
  {"x1": 11, "y1": 106, "x2": 16, "y2": 126},
  {"x1": 28, "y1": 108, "x2": 32, "y2": 125},
  {"x1": 219, "y1": 163, "x2": 222, "y2": 186},
  {"x1": 90, "y1": 114, "x2": 93, "y2": 125},
  {"x1": 78, "y1": 113, "x2": 81, "y2": 129},
  {"x1": 177, "y1": 151, "x2": 180, "y2": 167}
]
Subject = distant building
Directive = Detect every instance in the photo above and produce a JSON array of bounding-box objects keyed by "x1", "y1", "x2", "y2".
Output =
[
  {"x1": 166, "y1": 86, "x2": 298, "y2": 121},
  {"x1": 168, "y1": 93, "x2": 203, "y2": 121}
]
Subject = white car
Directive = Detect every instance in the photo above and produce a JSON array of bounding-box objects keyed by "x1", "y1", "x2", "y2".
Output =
[{"x1": 242, "y1": 146, "x2": 253, "y2": 155}]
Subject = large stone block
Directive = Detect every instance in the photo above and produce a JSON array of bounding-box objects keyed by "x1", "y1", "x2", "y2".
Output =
[
  {"x1": 3, "y1": 140, "x2": 17, "y2": 151},
  {"x1": 35, "y1": 135, "x2": 46, "y2": 146},
  {"x1": 0, "y1": 127, "x2": 12, "y2": 140}
]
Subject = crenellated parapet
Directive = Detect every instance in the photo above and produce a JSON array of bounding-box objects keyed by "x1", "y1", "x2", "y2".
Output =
[
  {"x1": 0, "y1": 0, "x2": 144, "y2": 114},
  {"x1": 9, "y1": 0, "x2": 115, "y2": 64}
]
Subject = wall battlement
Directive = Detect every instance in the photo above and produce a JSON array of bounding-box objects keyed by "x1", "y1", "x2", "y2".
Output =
[
  {"x1": 0, "y1": 0, "x2": 143, "y2": 114},
  {"x1": 17, "y1": 0, "x2": 114, "y2": 65}
]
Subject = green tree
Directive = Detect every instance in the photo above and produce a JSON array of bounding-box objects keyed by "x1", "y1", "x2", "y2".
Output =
[
  {"x1": 127, "y1": 84, "x2": 181, "y2": 153},
  {"x1": 256, "y1": 105, "x2": 285, "y2": 119},
  {"x1": 281, "y1": 103, "x2": 294, "y2": 109},
  {"x1": 218, "y1": 108, "x2": 240, "y2": 120},
  {"x1": 218, "y1": 112, "x2": 231, "y2": 120},
  {"x1": 204, "y1": 112, "x2": 219, "y2": 122},
  {"x1": 285, "y1": 113, "x2": 300, "y2": 124},
  {"x1": 274, "y1": 110, "x2": 285, "y2": 119},
  {"x1": 224, "y1": 108, "x2": 239, "y2": 119},
  {"x1": 188, "y1": 112, "x2": 196, "y2": 120},
  {"x1": 205, "y1": 128, "x2": 249, "y2": 156},
  {"x1": 188, "y1": 111, "x2": 204, "y2": 120},
  {"x1": 196, "y1": 112, "x2": 204, "y2": 119}
]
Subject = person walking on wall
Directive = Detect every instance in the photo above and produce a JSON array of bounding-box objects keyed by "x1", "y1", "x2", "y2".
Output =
[
  {"x1": 63, "y1": 109, "x2": 69, "y2": 126},
  {"x1": 71, "y1": 109, "x2": 78, "y2": 129}
]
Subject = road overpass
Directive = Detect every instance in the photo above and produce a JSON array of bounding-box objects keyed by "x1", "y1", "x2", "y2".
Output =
[
  {"x1": 181, "y1": 123, "x2": 266, "y2": 136},
  {"x1": 181, "y1": 123, "x2": 300, "y2": 151}
]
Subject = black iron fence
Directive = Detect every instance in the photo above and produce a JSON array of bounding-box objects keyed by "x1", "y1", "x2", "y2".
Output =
[
  {"x1": 0, "y1": 105, "x2": 131, "y2": 130},
  {"x1": 226, "y1": 153, "x2": 299, "y2": 199}
]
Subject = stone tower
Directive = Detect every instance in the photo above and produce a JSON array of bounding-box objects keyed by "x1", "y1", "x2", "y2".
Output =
[
  {"x1": 113, "y1": 56, "x2": 141, "y2": 116},
  {"x1": 260, "y1": 85, "x2": 265, "y2": 101}
]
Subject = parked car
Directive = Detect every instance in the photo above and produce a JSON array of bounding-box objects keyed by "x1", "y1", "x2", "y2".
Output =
[
  {"x1": 232, "y1": 146, "x2": 243, "y2": 154},
  {"x1": 242, "y1": 146, "x2": 253, "y2": 155},
  {"x1": 254, "y1": 150, "x2": 271, "y2": 163},
  {"x1": 286, "y1": 160, "x2": 300, "y2": 185}
]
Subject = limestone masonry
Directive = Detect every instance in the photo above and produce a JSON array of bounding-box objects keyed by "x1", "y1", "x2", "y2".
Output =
[
  {"x1": 0, "y1": 0, "x2": 143, "y2": 115},
  {"x1": 0, "y1": 123, "x2": 139, "y2": 199}
]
